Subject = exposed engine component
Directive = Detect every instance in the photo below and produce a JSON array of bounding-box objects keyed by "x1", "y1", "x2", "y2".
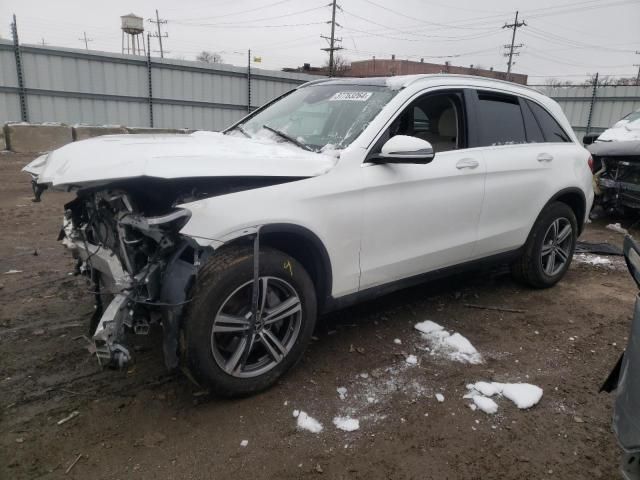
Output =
[
  {"x1": 590, "y1": 141, "x2": 640, "y2": 214},
  {"x1": 59, "y1": 175, "x2": 298, "y2": 370},
  {"x1": 64, "y1": 189, "x2": 197, "y2": 369}
]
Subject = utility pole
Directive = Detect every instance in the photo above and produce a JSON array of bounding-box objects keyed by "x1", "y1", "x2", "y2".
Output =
[
  {"x1": 503, "y1": 11, "x2": 526, "y2": 80},
  {"x1": 635, "y1": 51, "x2": 640, "y2": 86},
  {"x1": 321, "y1": 0, "x2": 342, "y2": 77},
  {"x1": 247, "y1": 49, "x2": 252, "y2": 112},
  {"x1": 11, "y1": 14, "x2": 28, "y2": 122},
  {"x1": 149, "y1": 9, "x2": 168, "y2": 58},
  {"x1": 146, "y1": 32, "x2": 154, "y2": 127},
  {"x1": 78, "y1": 31, "x2": 93, "y2": 51},
  {"x1": 586, "y1": 72, "x2": 598, "y2": 136}
]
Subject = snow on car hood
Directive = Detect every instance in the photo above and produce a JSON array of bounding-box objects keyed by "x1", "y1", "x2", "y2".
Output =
[
  {"x1": 23, "y1": 131, "x2": 338, "y2": 188},
  {"x1": 597, "y1": 119, "x2": 640, "y2": 143}
]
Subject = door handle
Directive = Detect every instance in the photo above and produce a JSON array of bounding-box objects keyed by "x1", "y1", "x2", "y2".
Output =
[
  {"x1": 456, "y1": 158, "x2": 479, "y2": 170},
  {"x1": 537, "y1": 153, "x2": 554, "y2": 162}
]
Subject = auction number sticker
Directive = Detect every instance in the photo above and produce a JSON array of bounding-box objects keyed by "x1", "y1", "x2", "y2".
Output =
[{"x1": 329, "y1": 91, "x2": 373, "y2": 101}]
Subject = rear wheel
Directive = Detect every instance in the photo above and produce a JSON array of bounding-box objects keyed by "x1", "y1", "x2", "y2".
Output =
[
  {"x1": 183, "y1": 245, "x2": 316, "y2": 397},
  {"x1": 511, "y1": 202, "x2": 578, "y2": 288}
]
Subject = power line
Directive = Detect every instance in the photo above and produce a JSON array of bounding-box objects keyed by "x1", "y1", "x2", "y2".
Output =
[
  {"x1": 503, "y1": 11, "x2": 526, "y2": 78},
  {"x1": 170, "y1": 0, "x2": 294, "y2": 22},
  {"x1": 172, "y1": 4, "x2": 327, "y2": 27},
  {"x1": 321, "y1": 0, "x2": 342, "y2": 76},
  {"x1": 524, "y1": 26, "x2": 636, "y2": 53},
  {"x1": 149, "y1": 9, "x2": 168, "y2": 58}
]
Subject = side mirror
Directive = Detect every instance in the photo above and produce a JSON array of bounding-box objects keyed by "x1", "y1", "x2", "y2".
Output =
[
  {"x1": 583, "y1": 133, "x2": 599, "y2": 145},
  {"x1": 370, "y1": 135, "x2": 435, "y2": 164}
]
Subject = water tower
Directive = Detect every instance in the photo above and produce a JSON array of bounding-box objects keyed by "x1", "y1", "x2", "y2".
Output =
[{"x1": 121, "y1": 13, "x2": 145, "y2": 55}]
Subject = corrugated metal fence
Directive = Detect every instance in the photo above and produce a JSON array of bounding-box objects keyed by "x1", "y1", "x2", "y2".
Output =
[
  {"x1": 0, "y1": 39, "x2": 319, "y2": 131},
  {"x1": 535, "y1": 84, "x2": 640, "y2": 140}
]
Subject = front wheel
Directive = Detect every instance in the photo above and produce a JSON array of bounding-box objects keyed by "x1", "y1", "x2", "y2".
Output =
[
  {"x1": 183, "y1": 245, "x2": 317, "y2": 397},
  {"x1": 511, "y1": 202, "x2": 578, "y2": 289}
]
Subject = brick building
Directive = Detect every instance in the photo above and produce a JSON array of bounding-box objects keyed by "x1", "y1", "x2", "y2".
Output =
[
  {"x1": 348, "y1": 58, "x2": 528, "y2": 84},
  {"x1": 284, "y1": 58, "x2": 528, "y2": 85}
]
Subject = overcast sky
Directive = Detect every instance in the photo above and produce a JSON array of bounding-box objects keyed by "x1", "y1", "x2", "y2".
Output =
[{"x1": 1, "y1": 0, "x2": 638, "y2": 83}]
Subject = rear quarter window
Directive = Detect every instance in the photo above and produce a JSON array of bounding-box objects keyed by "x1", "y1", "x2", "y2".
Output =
[
  {"x1": 526, "y1": 100, "x2": 571, "y2": 143},
  {"x1": 476, "y1": 92, "x2": 527, "y2": 146}
]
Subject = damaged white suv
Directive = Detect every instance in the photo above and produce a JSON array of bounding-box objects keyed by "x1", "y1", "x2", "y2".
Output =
[{"x1": 25, "y1": 75, "x2": 594, "y2": 396}]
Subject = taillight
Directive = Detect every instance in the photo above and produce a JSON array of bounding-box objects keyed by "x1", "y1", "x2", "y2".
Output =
[{"x1": 588, "y1": 155, "x2": 594, "y2": 172}]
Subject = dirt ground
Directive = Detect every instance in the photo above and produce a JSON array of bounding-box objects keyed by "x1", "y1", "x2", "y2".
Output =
[{"x1": 0, "y1": 152, "x2": 637, "y2": 480}]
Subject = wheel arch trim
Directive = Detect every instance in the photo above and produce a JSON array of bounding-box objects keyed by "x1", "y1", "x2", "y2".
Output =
[
  {"x1": 214, "y1": 223, "x2": 334, "y2": 312},
  {"x1": 545, "y1": 187, "x2": 587, "y2": 234}
]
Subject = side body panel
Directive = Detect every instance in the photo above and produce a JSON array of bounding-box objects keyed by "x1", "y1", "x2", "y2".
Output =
[
  {"x1": 359, "y1": 149, "x2": 485, "y2": 289},
  {"x1": 180, "y1": 149, "x2": 365, "y2": 298}
]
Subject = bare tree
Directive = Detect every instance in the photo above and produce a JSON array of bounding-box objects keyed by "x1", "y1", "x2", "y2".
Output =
[
  {"x1": 323, "y1": 54, "x2": 351, "y2": 76},
  {"x1": 544, "y1": 77, "x2": 573, "y2": 87},
  {"x1": 196, "y1": 51, "x2": 223, "y2": 64}
]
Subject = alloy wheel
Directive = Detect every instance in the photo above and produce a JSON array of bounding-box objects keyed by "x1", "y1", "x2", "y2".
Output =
[
  {"x1": 540, "y1": 217, "x2": 573, "y2": 276},
  {"x1": 210, "y1": 276, "x2": 302, "y2": 378}
]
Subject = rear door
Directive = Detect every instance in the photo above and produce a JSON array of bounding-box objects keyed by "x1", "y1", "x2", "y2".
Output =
[{"x1": 470, "y1": 90, "x2": 569, "y2": 258}]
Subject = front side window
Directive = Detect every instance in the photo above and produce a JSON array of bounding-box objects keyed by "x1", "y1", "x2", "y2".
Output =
[
  {"x1": 476, "y1": 92, "x2": 527, "y2": 146},
  {"x1": 526, "y1": 100, "x2": 571, "y2": 143},
  {"x1": 377, "y1": 91, "x2": 465, "y2": 154},
  {"x1": 232, "y1": 84, "x2": 397, "y2": 152}
]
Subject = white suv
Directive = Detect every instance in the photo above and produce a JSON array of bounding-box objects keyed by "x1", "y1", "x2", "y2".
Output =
[{"x1": 25, "y1": 74, "x2": 594, "y2": 396}]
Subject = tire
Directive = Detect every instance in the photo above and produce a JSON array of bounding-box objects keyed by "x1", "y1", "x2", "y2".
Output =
[
  {"x1": 183, "y1": 245, "x2": 317, "y2": 397},
  {"x1": 511, "y1": 201, "x2": 578, "y2": 289}
]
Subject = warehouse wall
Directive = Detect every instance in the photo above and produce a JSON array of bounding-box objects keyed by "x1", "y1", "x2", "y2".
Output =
[
  {"x1": 0, "y1": 39, "x2": 320, "y2": 131},
  {"x1": 535, "y1": 84, "x2": 640, "y2": 140}
]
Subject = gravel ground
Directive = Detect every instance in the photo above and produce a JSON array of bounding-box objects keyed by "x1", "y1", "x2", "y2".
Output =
[{"x1": 0, "y1": 152, "x2": 636, "y2": 479}]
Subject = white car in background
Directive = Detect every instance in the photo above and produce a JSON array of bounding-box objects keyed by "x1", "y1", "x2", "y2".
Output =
[
  {"x1": 24, "y1": 74, "x2": 594, "y2": 396},
  {"x1": 597, "y1": 109, "x2": 640, "y2": 142}
]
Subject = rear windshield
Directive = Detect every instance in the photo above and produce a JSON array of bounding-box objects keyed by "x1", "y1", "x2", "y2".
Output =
[{"x1": 234, "y1": 84, "x2": 397, "y2": 152}]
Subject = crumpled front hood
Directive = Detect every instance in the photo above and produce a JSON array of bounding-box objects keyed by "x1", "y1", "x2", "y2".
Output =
[
  {"x1": 23, "y1": 131, "x2": 338, "y2": 188},
  {"x1": 597, "y1": 122, "x2": 640, "y2": 143}
]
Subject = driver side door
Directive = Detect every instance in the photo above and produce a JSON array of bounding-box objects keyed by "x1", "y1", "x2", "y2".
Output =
[{"x1": 359, "y1": 89, "x2": 486, "y2": 290}]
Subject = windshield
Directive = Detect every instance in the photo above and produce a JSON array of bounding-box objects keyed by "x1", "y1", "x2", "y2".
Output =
[{"x1": 232, "y1": 84, "x2": 397, "y2": 152}]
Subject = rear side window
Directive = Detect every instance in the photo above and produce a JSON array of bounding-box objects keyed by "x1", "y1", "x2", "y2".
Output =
[
  {"x1": 521, "y1": 100, "x2": 545, "y2": 143},
  {"x1": 476, "y1": 92, "x2": 527, "y2": 146},
  {"x1": 526, "y1": 100, "x2": 571, "y2": 143}
]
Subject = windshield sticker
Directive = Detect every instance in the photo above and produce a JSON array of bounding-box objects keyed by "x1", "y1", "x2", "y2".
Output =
[{"x1": 329, "y1": 91, "x2": 373, "y2": 102}]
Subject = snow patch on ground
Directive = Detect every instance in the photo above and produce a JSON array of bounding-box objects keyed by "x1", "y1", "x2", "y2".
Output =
[
  {"x1": 435, "y1": 393, "x2": 445, "y2": 403},
  {"x1": 296, "y1": 411, "x2": 323, "y2": 433},
  {"x1": 472, "y1": 395, "x2": 499, "y2": 414},
  {"x1": 414, "y1": 321, "x2": 483, "y2": 364},
  {"x1": 501, "y1": 383, "x2": 544, "y2": 409},
  {"x1": 414, "y1": 320, "x2": 444, "y2": 335},
  {"x1": 333, "y1": 362, "x2": 432, "y2": 426},
  {"x1": 466, "y1": 382, "x2": 543, "y2": 413},
  {"x1": 574, "y1": 254, "x2": 613, "y2": 266},
  {"x1": 337, "y1": 387, "x2": 348, "y2": 400},
  {"x1": 405, "y1": 355, "x2": 418, "y2": 365},
  {"x1": 240, "y1": 440, "x2": 248, "y2": 447},
  {"x1": 3, "y1": 269, "x2": 22, "y2": 274},
  {"x1": 333, "y1": 417, "x2": 360, "y2": 432},
  {"x1": 606, "y1": 223, "x2": 629, "y2": 234}
]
